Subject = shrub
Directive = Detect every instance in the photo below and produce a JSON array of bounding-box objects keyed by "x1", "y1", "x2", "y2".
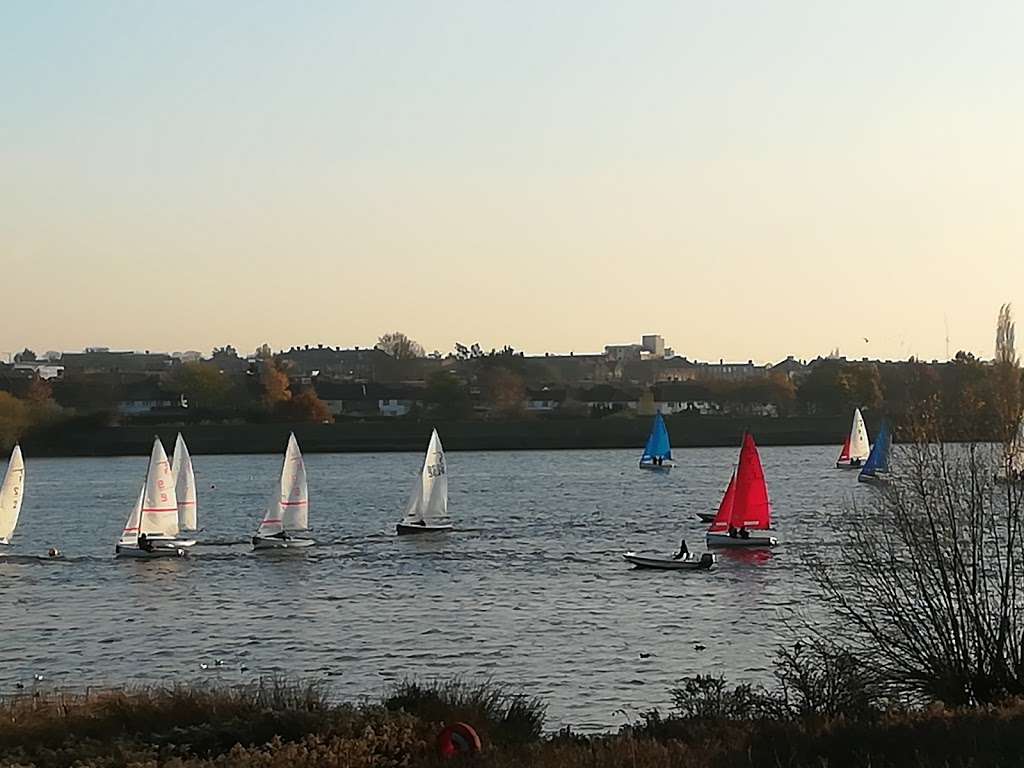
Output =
[{"x1": 383, "y1": 678, "x2": 546, "y2": 746}]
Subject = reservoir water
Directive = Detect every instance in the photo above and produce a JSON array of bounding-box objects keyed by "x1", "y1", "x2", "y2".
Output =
[{"x1": 0, "y1": 446, "x2": 872, "y2": 730}]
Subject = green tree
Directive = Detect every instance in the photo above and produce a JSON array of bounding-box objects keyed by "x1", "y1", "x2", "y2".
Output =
[
  {"x1": 254, "y1": 343, "x2": 273, "y2": 360},
  {"x1": 169, "y1": 362, "x2": 233, "y2": 410},
  {"x1": 424, "y1": 371, "x2": 472, "y2": 419},
  {"x1": 0, "y1": 392, "x2": 29, "y2": 451}
]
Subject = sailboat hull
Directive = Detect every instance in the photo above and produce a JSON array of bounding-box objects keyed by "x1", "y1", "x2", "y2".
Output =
[
  {"x1": 639, "y1": 461, "x2": 675, "y2": 471},
  {"x1": 836, "y1": 460, "x2": 864, "y2": 470},
  {"x1": 706, "y1": 532, "x2": 778, "y2": 548},
  {"x1": 397, "y1": 523, "x2": 453, "y2": 536},
  {"x1": 251, "y1": 536, "x2": 315, "y2": 550},
  {"x1": 623, "y1": 552, "x2": 715, "y2": 570},
  {"x1": 115, "y1": 544, "x2": 186, "y2": 559},
  {"x1": 696, "y1": 511, "x2": 716, "y2": 523},
  {"x1": 858, "y1": 472, "x2": 890, "y2": 487}
]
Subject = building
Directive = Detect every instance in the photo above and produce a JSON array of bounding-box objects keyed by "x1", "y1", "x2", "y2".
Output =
[{"x1": 61, "y1": 350, "x2": 177, "y2": 375}]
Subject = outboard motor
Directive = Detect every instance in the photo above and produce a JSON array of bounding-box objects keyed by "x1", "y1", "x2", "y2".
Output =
[{"x1": 699, "y1": 552, "x2": 715, "y2": 568}]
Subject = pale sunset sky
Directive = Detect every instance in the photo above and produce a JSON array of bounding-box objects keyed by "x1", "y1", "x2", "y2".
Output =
[{"x1": 2, "y1": 1, "x2": 1022, "y2": 364}]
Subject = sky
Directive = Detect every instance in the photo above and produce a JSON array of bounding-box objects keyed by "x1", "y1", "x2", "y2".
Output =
[{"x1": 2, "y1": 1, "x2": 1022, "y2": 364}]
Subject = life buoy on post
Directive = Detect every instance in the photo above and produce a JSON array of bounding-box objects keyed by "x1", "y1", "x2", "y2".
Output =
[{"x1": 437, "y1": 722, "x2": 481, "y2": 758}]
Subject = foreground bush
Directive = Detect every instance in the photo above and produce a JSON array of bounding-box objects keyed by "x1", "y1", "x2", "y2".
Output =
[
  {"x1": 383, "y1": 677, "x2": 546, "y2": 746},
  {"x1": 6, "y1": 678, "x2": 1024, "y2": 767}
]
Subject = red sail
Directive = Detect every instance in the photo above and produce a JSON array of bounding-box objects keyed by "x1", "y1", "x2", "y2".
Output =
[
  {"x1": 707, "y1": 473, "x2": 736, "y2": 533},
  {"x1": 730, "y1": 433, "x2": 772, "y2": 531},
  {"x1": 837, "y1": 435, "x2": 851, "y2": 463}
]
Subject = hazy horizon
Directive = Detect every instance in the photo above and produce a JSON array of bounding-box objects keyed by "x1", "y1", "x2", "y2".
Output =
[{"x1": 3, "y1": 1, "x2": 1021, "y2": 363}]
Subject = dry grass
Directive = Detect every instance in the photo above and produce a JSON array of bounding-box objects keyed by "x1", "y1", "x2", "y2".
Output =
[{"x1": 3, "y1": 680, "x2": 1024, "y2": 767}]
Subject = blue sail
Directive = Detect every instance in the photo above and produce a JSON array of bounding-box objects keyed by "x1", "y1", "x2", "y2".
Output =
[
  {"x1": 640, "y1": 412, "x2": 672, "y2": 463},
  {"x1": 860, "y1": 420, "x2": 891, "y2": 476}
]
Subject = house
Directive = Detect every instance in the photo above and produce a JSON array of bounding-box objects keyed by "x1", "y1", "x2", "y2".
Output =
[
  {"x1": 525, "y1": 387, "x2": 567, "y2": 412},
  {"x1": 576, "y1": 384, "x2": 640, "y2": 414},
  {"x1": 313, "y1": 380, "x2": 422, "y2": 417},
  {"x1": 770, "y1": 356, "x2": 807, "y2": 381},
  {"x1": 116, "y1": 380, "x2": 180, "y2": 415},
  {"x1": 653, "y1": 382, "x2": 720, "y2": 415},
  {"x1": 61, "y1": 349, "x2": 177, "y2": 375}
]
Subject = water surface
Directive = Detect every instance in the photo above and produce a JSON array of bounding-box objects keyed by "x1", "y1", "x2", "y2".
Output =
[{"x1": 0, "y1": 446, "x2": 872, "y2": 729}]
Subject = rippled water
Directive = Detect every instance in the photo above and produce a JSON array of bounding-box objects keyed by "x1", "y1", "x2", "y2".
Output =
[{"x1": 0, "y1": 446, "x2": 876, "y2": 729}]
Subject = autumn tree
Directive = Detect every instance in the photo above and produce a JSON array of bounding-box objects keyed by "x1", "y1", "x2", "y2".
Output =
[
  {"x1": 376, "y1": 332, "x2": 425, "y2": 360},
  {"x1": 260, "y1": 359, "x2": 291, "y2": 410},
  {"x1": 484, "y1": 367, "x2": 526, "y2": 416},
  {"x1": 281, "y1": 387, "x2": 333, "y2": 423},
  {"x1": 25, "y1": 375, "x2": 53, "y2": 406}
]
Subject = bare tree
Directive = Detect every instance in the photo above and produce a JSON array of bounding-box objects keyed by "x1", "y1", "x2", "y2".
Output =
[
  {"x1": 376, "y1": 332, "x2": 425, "y2": 360},
  {"x1": 809, "y1": 411, "x2": 1024, "y2": 705},
  {"x1": 807, "y1": 307, "x2": 1024, "y2": 706}
]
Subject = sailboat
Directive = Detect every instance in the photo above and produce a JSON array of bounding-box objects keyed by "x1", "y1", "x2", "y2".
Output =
[
  {"x1": 639, "y1": 411, "x2": 674, "y2": 469},
  {"x1": 836, "y1": 408, "x2": 870, "y2": 469},
  {"x1": 171, "y1": 433, "x2": 198, "y2": 532},
  {"x1": 252, "y1": 433, "x2": 314, "y2": 550},
  {"x1": 995, "y1": 417, "x2": 1024, "y2": 485},
  {"x1": 0, "y1": 445, "x2": 25, "y2": 546},
  {"x1": 397, "y1": 428, "x2": 452, "y2": 535},
  {"x1": 706, "y1": 434, "x2": 778, "y2": 547},
  {"x1": 115, "y1": 437, "x2": 195, "y2": 558},
  {"x1": 858, "y1": 420, "x2": 892, "y2": 486}
]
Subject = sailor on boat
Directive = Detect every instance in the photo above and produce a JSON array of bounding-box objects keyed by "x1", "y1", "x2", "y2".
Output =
[{"x1": 672, "y1": 539, "x2": 689, "y2": 560}]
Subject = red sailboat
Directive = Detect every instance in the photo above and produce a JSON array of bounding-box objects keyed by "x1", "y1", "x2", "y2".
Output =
[{"x1": 706, "y1": 433, "x2": 778, "y2": 547}]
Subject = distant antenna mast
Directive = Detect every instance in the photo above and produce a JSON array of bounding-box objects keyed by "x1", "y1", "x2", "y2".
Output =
[{"x1": 944, "y1": 315, "x2": 950, "y2": 360}]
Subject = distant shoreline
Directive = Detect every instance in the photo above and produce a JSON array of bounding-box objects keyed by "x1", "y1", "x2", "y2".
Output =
[{"x1": 19, "y1": 414, "x2": 860, "y2": 457}]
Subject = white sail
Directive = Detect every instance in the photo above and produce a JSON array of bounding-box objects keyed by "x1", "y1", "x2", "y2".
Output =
[
  {"x1": 257, "y1": 433, "x2": 308, "y2": 536},
  {"x1": 118, "y1": 485, "x2": 145, "y2": 545},
  {"x1": 849, "y1": 408, "x2": 870, "y2": 462},
  {"x1": 280, "y1": 433, "x2": 308, "y2": 531},
  {"x1": 402, "y1": 429, "x2": 449, "y2": 526},
  {"x1": 0, "y1": 445, "x2": 25, "y2": 543},
  {"x1": 139, "y1": 437, "x2": 180, "y2": 538},
  {"x1": 171, "y1": 433, "x2": 198, "y2": 531}
]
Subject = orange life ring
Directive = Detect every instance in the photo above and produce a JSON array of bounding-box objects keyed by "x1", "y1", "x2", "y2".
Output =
[{"x1": 437, "y1": 722, "x2": 481, "y2": 758}]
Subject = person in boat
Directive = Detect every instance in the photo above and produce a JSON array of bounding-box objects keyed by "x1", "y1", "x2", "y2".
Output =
[
  {"x1": 728, "y1": 526, "x2": 738, "y2": 538},
  {"x1": 47, "y1": 547, "x2": 61, "y2": 558},
  {"x1": 138, "y1": 532, "x2": 154, "y2": 552},
  {"x1": 673, "y1": 539, "x2": 689, "y2": 560},
  {"x1": 739, "y1": 527, "x2": 750, "y2": 539}
]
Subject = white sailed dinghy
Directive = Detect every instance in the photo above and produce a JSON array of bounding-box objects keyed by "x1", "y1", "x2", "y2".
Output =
[
  {"x1": 0, "y1": 445, "x2": 25, "y2": 546},
  {"x1": 171, "y1": 433, "x2": 198, "y2": 532},
  {"x1": 252, "y1": 433, "x2": 314, "y2": 550},
  {"x1": 836, "y1": 408, "x2": 870, "y2": 469},
  {"x1": 115, "y1": 438, "x2": 193, "y2": 558},
  {"x1": 397, "y1": 429, "x2": 452, "y2": 535}
]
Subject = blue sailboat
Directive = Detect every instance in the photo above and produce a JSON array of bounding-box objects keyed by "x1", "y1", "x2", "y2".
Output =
[
  {"x1": 858, "y1": 420, "x2": 891, "y2": 486},
  {"x1": 639, "y1": 411, "x2": 674, "y2": 470}
]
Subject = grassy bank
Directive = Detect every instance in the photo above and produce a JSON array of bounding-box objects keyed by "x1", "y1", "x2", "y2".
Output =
[
  {"x1": 4, "y1": 678, "x2": 1024, "y2": 767},
  {"x1": 19, "y1": 414, "x2": 859, "y2": 457}
]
